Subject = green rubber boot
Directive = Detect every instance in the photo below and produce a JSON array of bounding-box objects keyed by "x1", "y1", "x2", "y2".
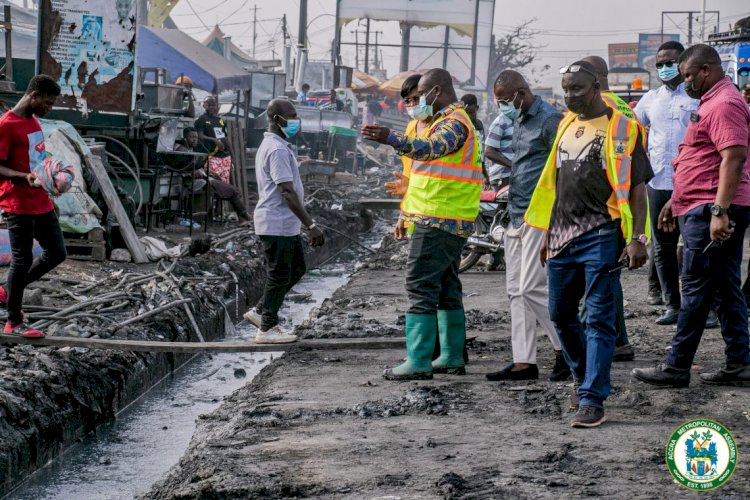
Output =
[
  {"x1": 383, "y1": 313, "x2": 437, "y2": 380},
  {"x1": 432, "y1": 309, "x2": 466, "y2": 375}
]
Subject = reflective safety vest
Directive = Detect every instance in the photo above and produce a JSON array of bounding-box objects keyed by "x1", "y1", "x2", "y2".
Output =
[
  {"x1": 524, "y1": 109, "x2": 650, "y2": 242},
  {"x1": 400, "y1": 107, "x2": 483, "y2": 222},
  {"x1": 601, "y1": 91, "x2": 635, "y2": 119}
]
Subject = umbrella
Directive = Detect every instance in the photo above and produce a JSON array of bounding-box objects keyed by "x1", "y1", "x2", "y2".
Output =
[
  {"x1": 351, "y1": 70, "x2": 382, "y2": 91},
  {"x1": 377, "y1": 70, "x2": 426, "y2": 97}
]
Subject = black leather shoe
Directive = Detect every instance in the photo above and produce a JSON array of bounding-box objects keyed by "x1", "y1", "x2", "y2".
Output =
[
  {"x1": 549, "y1": 353, "x2": 571, "y2": 381},
  {"x1": 656, "y1": 307, "x2": 679, "y2": 326},
  {"x1": 486, "y1": 363, "x2": 539, "y2": 381},
  {"x1": 613, "y1": 344, "x2": 635, "y2": 362},
  {"x1": 700, "y1": 364, "x2": 750, "y2": 386},
  {"x1": 705, "y1": 310, "x2": 719, "y2": 329},
  {"x1": 632, "y1": 363, "x2": 690, "y2": 387},
  {"x1": 647, "y1": 287, "x2": 663, "y2": 306}
]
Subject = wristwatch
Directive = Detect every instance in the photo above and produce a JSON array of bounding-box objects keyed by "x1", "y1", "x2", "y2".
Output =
[
  {"x1": 710, "y1": 204, "x2": 728, "y2": 217},
  {"x1": 632, "y1": 234, "x2": 649, "y2": 245}
]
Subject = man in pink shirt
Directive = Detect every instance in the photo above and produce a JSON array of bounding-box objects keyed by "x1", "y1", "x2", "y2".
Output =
[{"x1": 633, "y1": 44, "x2": 750, "y2": 387}]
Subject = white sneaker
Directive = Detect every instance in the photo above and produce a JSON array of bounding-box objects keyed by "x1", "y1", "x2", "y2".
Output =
[
  {"x1": 255, "y1": 325, "x2": 298, "y2": 344},
  {"x1": 243, "y1": 307, "x2": 262, "y2": 328}
]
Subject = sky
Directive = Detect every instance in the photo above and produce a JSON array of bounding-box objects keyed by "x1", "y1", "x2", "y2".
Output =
[{"x1": 150, "y1": 0, "x2": 748, "y2": 89}]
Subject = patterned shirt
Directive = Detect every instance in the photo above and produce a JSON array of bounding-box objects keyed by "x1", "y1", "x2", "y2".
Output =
[
  {"x1": 485, "y1": 113, "x2": 514, "y2": 182},
  {"x1": 389, "y1": 103, "x2": 474, "y2": 237}
]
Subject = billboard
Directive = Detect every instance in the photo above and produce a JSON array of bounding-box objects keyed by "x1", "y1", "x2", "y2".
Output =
[
  {"x1": 638, "y1": 33, "x2": 680, "y2": 75},
  {"x1": 608, "y1": 43, "x2": 638, "y2": 69},
  {"x1": 336, "y1": 0, "x2": 495, "y2": 88},
  {"x1": 38, "y1": 0, "x2": 138, "y2": 114}
]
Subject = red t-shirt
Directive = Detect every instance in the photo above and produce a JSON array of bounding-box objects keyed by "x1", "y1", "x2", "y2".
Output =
[
  {"x1": 672, "y1": 77, "x2": 750, "y2": 216},
  {"x1": 0, "y1": 111, "x2": 54, "y2": 214}
]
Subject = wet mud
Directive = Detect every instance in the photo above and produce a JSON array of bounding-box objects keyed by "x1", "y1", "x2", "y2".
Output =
[{"x1": 146, "y1": 232, "x2": 750, "y2": 499}]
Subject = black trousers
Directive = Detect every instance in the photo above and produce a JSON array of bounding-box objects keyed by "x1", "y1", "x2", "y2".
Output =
[
  {"x1": 6, "y1": 211, "x2": 67, "y2": 324},
  {"x1": 255, "y1": 234, "x2": 307, "y2": 330},
  {"x1": 648, "y1": 187, "x2": 681, "y2": 308},
  {"x1": 405, "y1": 224, "x2": 466, "y2": 314}
]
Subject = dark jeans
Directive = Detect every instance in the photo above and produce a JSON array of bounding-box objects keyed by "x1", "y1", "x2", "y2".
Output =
[
  {"x1": 667, "y1": 204, "x2": 750, "y2": 369},
  {"x1": 648, "y1": 187, "x2": 680, "y2": 308},
  {"x1": 405, "y1": 225, "x2": 465, "y2": 314},
  {"x1": 548, "y1": 222, "x2": 621, "y2": 409},
  {"x1": 6, "y1": 211, "x2": 66, "y2": 324},
  {"x1": 255, "y1": 235, "x2": 306, "y2": 331}
]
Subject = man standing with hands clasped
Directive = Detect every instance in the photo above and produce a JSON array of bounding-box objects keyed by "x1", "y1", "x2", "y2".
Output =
[
  {"x1": 526, "y1": 60, "x2": 652, "y2": 428},
  {"x1": 633, "y1": 44, "x2": 750, "y2": 387},
  {"x1": 243, "y1": 99, "x2": 325, "y2": 344}
]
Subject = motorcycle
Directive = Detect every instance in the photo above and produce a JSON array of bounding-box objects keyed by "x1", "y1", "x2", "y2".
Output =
[{"x1": 459, "y1": 186, "x2": 510, "y2": 273}]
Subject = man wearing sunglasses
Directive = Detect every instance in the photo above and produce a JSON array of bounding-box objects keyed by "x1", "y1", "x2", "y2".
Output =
[
  {"x1": 526, "y1": 60, "x2": 652, "y2": 428},
  {"x1": 362, "y1": 68, "x2": 482, "y2": 381},
  {"x1": 633, "y1": 44, "x2": 750, "y2": 388},
  {"x1": 633, "y1": 41, "x2": 699, "y2": 329},
  {"x1": 484, "y1": 70, "x2": 568, "y2": 383}
]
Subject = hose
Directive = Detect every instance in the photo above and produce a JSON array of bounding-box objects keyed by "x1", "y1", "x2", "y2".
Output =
[
  {"x1": 105, "y1": 151, "x2": 144, "y2": 218},
  {"x1": 317, "y1": 223, "x2": 376, "y2": 254},
  {"x1": 82, "y1": 134, "x2": 141, "y2": 179}
]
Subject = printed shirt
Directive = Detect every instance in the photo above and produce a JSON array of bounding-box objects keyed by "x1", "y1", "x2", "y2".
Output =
[
  {"x1": 194, "y1": 113, "x2": 230, "y2": 158},
  {"x1": 485, "y1": 113, "x2": 514, "y2": 182},
  {"x1": 253, "y1": 132, "x2": 305, "y2": 237},
  {"x1": 387, "y1": 102, "x2": 473, "y2": 237},
  {"x1": 547, "y1": 110, "x2": 652, "y2": 258},
  {"x1": 509, "y1": 95, "x2": 563, "y2": 228},
  {"x1": 0, "y1": 111, "x2": 54, "y2": 215},
  {"x1": 671, "y1": 77, "x2": 750, "y2": 216},
  {"x1": 633, "y1": 82, "x2": 698, "y2": 190}
]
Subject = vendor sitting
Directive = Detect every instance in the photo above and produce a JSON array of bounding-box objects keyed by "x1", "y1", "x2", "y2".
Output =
[{"x1": 175, "y1": 127, "x2": 251, "y2": 224}]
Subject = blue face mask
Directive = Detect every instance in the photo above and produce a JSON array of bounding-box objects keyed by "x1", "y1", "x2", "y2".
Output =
[
  {"x1": 407, "y1": 105, "x2": 430, "y2": 121},
  {"x1": 278, "y1": 117, "x2": 301, "y2": 138},
  {"x1": 415, "y1": 86, "x2": 439, "y2": 120},
  {"x1": 658, "y1": 65, "x2": 679, "y2": 82},
  {"x1": 496, "y1": 92, "x2": 521, "y2": 121}
]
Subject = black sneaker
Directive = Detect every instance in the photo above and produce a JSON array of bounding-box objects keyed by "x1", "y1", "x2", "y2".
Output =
[
  {"x1": 632, "y1": 363, "x2": 690, "y2": 387},
  {"x1": 571, "y1": 405, "x2": 607, "y2": 428},
  {"x1": 655, "y1": 307, "x2": 679, "y2": 326},
  {"x1": 700, "y1": 364, "x2": 750, "y2": 386},
  {"x1": 486, "y1": 363, "x2": 538, "y2": 381},
  {"x1": 549, "y1": 353, "x2": 571, "y2": 382},
  {"x1": 705, "y1": 310, "x2": 719, "y2": 329}
]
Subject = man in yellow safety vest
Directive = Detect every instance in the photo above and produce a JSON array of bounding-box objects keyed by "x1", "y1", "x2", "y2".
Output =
[
  {"x1": 362, "y1": 68, "x2": 482, "y2": 380},
  {"x1": 525, "y1": 60, "x2": 651, "y2": 428}
]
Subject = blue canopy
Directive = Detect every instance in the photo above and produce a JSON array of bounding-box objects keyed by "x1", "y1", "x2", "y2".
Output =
[{"x1": 137, "y1": 26, "x2": 254, "y2": 94}]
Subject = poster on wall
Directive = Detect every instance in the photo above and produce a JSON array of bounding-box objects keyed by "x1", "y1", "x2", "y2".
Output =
[{"x1": 38, "y1": 0, "x2": 137, "y2": 115}]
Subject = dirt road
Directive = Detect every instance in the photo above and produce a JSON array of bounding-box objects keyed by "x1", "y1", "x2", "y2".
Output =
[{"x1": 146, "y1": 236, "x2": 750, "y2": 499}]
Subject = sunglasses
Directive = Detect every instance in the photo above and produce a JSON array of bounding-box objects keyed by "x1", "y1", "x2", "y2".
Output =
[
  {"x1": 559, "y1": 64, "x2": 598, "y2": 79},
  {"x1": 655, "y1": 60, "x2": 677, "y2": 69}
]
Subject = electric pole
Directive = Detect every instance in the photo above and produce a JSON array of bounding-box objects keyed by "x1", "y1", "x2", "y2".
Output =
[
  {"x1": 364, "y1": 17, "x2": 370, "y2": 74},
  {"x1": 252, "y1": 4, "x2": 257, "y2": 58},
  {"x1": 373, "y1": 31, "x2": 383, "y2": 70},
  {"x1": 352, "y1": 30, "x2": 360, "y2": 70}
]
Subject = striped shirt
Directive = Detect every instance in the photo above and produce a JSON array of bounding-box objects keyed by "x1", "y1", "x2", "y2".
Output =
[{"x1": 485, "y1": 113, "x2": 514, "y2": 182}]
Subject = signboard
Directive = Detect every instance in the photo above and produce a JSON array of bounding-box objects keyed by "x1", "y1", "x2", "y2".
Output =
[
  {"x1": 608, "y1": 43, "x2": 638, "y2": 69},
  {"x1": 38, "y1": 0, "x2": 138, "y2": 114},
  {"x1": 638, "y1": 33, "x2": 680, "y2": 75}
]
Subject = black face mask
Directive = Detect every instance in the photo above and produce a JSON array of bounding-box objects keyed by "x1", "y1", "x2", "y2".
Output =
[
  {"x1": 565, "y1": 86, "x2": 593, "y2": 114},
  {"x1": 684, "y1": 74, "x2": 705, "y2": 99}
]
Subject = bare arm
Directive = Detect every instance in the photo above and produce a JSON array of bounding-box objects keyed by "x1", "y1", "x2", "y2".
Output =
[
  {"x1": 710, "y1": 145, "x2": 747, "y2": 242},
  {"x1": 278, "y1": 181, "x2": 325, "y2": 246},
  {"x1": 484, "y1": 145, "x2": 512, "y2": 168},
  {"x1": 0, "y1": 162, "x2": 34, "y2": 186},
  {"x1": 623, "y1": 182, "x2": 649, "y2": 269}
]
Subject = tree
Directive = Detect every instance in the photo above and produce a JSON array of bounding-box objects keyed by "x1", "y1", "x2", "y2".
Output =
[{"x1": 488, "y1": 19, "x2": 548, "y2": 89}]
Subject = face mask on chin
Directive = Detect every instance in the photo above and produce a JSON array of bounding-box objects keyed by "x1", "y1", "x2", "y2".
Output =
[{"x1": 684, "y1": 74, "x2": 705, "y2": 99}]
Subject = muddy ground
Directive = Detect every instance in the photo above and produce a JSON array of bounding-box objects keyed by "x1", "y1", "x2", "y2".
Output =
[{"x1": 146, "y1": 233, "x2": 750, "y2": 499}]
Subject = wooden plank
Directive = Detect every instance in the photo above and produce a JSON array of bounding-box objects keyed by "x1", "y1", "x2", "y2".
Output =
[
  {"x1": 84, "y1": 155, "x2": 149, "y2": 264},
  {"x1": 357, "y1": 198, "x2": 402, "y2": 210},
  {"x1": 0, "y1": 335, "x2": 405, "y2": 353}
]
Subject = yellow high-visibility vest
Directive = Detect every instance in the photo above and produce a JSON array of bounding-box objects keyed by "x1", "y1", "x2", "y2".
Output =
[
  {"x1": 401, "y1": 119, "x2": 430, "y2": 178},
  {"x1": 400, "y1": 107, "x2": 483, "y2": 222},
  {"x1": 524, "y1": 109, "x2": 650, "y2": 242}
]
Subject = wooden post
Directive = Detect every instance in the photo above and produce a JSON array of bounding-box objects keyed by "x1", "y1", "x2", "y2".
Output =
[
  {"x1": 3, "y1": 5, "x2": 13, "y2": 83},
  {"x1": 84, "y1": 155, "x2": 149, "y2": 263}
]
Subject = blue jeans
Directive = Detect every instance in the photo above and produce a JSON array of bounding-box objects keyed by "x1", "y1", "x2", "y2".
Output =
[
  {"x1": 667, "y1": 204, "x2": 750, "y2": 369},
  {"x1": 548, "y1": 222, "x2": 621, "y2": 409}
]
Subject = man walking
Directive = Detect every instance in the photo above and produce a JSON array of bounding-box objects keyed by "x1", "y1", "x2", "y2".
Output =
[
  {"x1": 484, "y1": 70, "x2": 569, "y2": 382},
  {"x1": 633, "y1": 45, "x2": 750, "y2": 387},
  {"x1": 362, "y1": 68, "x2": 482, "y2": 380},
  {"x1": 526, "y1": 60, "x2": 651, "y2": 427},
  {"x1": 633, "y1": 41, "x2": 698, "y2": 326},
  {"x1": 243, "y1": 99, "x2": 325, "y2": 344},
  {"x1": 0, "y1": 75, "x2": 67, "y2": 338}
]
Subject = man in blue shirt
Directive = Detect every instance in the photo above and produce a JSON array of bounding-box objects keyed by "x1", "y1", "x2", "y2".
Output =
[
  {"x1": 634, "y1": 41, "x2": 699, "y2": 326},
  {"x1": 296, "y1": 83, "x2": 310, "y2": 105},
  {"x1": 485, "y1": 70, "x2": 569, "y2": 383}
]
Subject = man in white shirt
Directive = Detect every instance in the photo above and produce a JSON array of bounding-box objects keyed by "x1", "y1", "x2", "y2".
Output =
[{"x1": 634, "y1": 41, "x2": 698, "y2": 326}]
